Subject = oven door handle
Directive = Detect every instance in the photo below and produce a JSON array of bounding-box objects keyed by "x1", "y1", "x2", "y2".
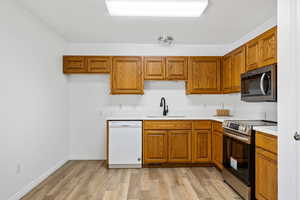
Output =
[
  {"x1": 223, "y1": 131, "x2": 251, "y2": 144},
  {"x1": 260, "y1": 73, "x2": 267, "y2": 95}
]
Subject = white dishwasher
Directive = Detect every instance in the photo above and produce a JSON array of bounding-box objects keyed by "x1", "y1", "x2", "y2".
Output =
[{"x1": 108, "y1": 121, "x2": 142, "y2": 168}]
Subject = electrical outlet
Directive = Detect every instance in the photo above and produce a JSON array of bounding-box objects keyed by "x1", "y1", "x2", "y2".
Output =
[{"x1": 16, "y1": 164, "x2": 21, "y2": 174}]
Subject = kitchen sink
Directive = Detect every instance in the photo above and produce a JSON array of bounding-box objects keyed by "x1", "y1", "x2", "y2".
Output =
[{"x1": 147, "y1": 115, "x2": 185, "y2": 118}]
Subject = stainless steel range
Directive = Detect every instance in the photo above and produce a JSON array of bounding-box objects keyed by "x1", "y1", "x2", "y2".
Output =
[{"x1": 222, "y1": 120, "x2": 277, "y2": 200}]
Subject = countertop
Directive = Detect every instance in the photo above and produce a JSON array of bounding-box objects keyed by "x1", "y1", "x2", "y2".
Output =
[
  {"x1": 253, "y1": 126, "x2": 278, "y2": 136},
  {"x1": 106, "y1": 116, "x2": 278, "y2": 136},
  {"x1": 106, "y1": 116, "x2": 261, "y2": 123}
]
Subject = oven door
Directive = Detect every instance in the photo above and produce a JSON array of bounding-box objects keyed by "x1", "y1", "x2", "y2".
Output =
[
  {"x1": 241, "y1": 65, "x2": 277, "y2": 102},
  {"x1": 223, "y1": 129, "x2": 253, "y2": 186}
]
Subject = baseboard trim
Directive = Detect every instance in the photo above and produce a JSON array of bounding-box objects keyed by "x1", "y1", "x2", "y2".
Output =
[
  {"x1": 69, "y1": 155, "x2": 105, "y2": 160},
  {"x1": 8, "y1": 158, "x2": 68, "y2": 200}
]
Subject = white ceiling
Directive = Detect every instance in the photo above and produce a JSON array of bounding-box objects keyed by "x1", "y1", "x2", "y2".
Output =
[{"x1": 17, "y1": 0, "x2": 277, "y2": 44}]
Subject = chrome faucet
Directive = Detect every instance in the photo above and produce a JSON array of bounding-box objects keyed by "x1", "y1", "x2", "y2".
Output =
[{"x1": 160, "y1": 97, "x2": 169, "y2": 116}]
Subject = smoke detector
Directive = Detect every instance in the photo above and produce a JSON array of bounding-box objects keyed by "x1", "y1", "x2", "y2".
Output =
[{"x1": 158, "y1": 35, "x2": 174, "y2": 45}]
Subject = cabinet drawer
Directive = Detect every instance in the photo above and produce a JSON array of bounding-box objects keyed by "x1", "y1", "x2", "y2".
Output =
[
  {"x1": 256, "y1": 131, "x2": 277, "y2": 154},
  {"x1": 144, "y1": 121, "x2": 192, "y2": 130},
  {"x1": 212, "y1": 122, "x2": 223, "y2": 132},
  {"x1": 193, "y1": 121, "x2": 211, "y2": 130}
]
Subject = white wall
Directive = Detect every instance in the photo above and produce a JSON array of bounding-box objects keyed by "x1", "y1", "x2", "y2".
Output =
[
  {"x1": 0, "y1": 1, "x2": 68, "y2": 200},
  {"x1": 225, "y1": 16, "x2": 277, "y2": 53}
]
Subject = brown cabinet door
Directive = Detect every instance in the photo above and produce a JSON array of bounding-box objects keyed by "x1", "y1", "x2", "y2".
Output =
[
  {"x1": 168, "y1": 130, "x2": 192, "y2": 163},
  {"x1": 192, "y1": 130, "x2": 212, "y2": 162},
  {"x1": 187, "y1": 57, "x2": 221, "y2": 94},
  {"x1": 63, "y1": 56, "x2": 87, "y2": 73},
  {"x1": 222, "y1": 55, "x2": 232, "y2": 93},
  {"x1": 212, "y1": 130, "x2": 223, "y2": 169},
  {"x1": 143, "y1": 130, "x2": 168, "y2": 164},
  {"x1": 111, "y1": 56, "x2": 144, "y2": 94},
  {"x1": 86, "y1": 56, "x2": 111, "y2": 73},
  {"x1": 144, "y1": 57, "x2": 165, "y2": 80},
  {"x1": 256, "y1": 148, "x2": 277, "y2": 200},
  {"x1": 260, "y1": 27, "x2": 277, "y2": 67},
  {"x1": 246, "y1": 38, "x2": 260, "y2": 71},
  {"x1": 165, "y1": 57, "x2": 188, "y2": 80},
  {"x1": 231, "y1": 46, "x2": 246, "y2": 92}
]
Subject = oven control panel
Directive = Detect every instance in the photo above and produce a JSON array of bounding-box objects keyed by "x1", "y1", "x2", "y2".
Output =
[{"x1": 223, "y1": 121, "x2": 249, "y2": 135}]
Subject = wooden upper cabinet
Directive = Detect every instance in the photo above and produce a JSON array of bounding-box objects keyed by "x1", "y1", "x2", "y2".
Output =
[
  {"x1": 168, "y1": 130, "x2": 192, "y2": 163},
  {"x1": 222, "y1": 55, "x2": 232, "y2": 93},
  {"x1": 187, "y1": 57, "x2": 221, "y2": 94},
  {"x1": 166, "y1": 57, "x2": 188, "y2": 80},
  {"x1": 231, "y1": 46, "x2": 246, "y2": 92},
  {"x1": 143, "y1": 130, "x2": 168, "y2": 164},
  {"x1": 111, "y1": 56, "x2": 144, "y2": 95},
  {"x1": 246, "y1": 26, "x2": 277, "y2": 71},
  {"x1": 246, "y1": 38, "x2": 261, "y2": 71},
  {"x1": 192, "y1": 130, "x2": 211, "y2": 162},
  {"x1": 260, "y1": 27, "x2": 277, "y2": 67},
  {"x1": 144, "y1": 57, "x2": 165, "y2": 80},
  {"x1": 86, "y1": 56, "x2": 111, "y2": 73},
  {"x1": 63, "y1": 56, "x2": 87, "y2": 73}
]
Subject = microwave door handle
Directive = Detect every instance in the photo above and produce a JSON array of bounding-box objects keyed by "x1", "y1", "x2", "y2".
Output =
[{"x1": 260, "y1": 73, "x2": 267, "y2": 95}]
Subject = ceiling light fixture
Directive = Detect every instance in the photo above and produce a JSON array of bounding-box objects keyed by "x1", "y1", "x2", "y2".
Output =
[{"x1": 105, "y1": 0, "x2": 208, "y2": 17}]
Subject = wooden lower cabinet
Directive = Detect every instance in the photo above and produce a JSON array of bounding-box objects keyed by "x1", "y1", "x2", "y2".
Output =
[
  {"x1": 168, "y1": 130, "x2": 192, "y2": 163},
  {"x1": 212, "y1": 130, "x2": 223, "y2": 169},
  {"x1": 143, "y1": 130, "x2": 168, "y2": 163},
  {"x1": 143, "y1": 120, "x2": 213, "y2": 165},
  {"x1": 255, "y1": 132, "x2": 278, "y2": 200},
  {"x1": 192, "y1": 130, "x2": 211, "y2": 162},
  {"x1": 256, "y1": 148, "x2": 277, "y2": 200}
]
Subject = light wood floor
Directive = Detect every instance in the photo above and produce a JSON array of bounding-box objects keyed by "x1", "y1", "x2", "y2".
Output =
[{"x1": 22, "y1": 161, "x2": 242, "y2": 200}]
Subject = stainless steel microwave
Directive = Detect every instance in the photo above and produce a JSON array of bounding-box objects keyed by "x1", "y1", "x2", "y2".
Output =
[{"x1": 241, "y1": 65, "x2": 277, "y2": 102}]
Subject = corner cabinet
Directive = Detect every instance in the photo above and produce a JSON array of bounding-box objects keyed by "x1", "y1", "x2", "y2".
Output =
[
  {"x1": 187, "y1": 57, "x2": 221, "y2": 94},
  {"x1": 222, "y1": 46, "x2": 246, "y2": 93},
  {"x1": 110, "y1": 56, "x2": 144, "y2": 95},
  {"x1": 255, "y1": 131, "x2": 278, "y2": 200},
  {"x1": 222, "y1": 55, "x2": 232, "y2": 93},
  {"x1": 212, "y1": 122, "x2": 223, "y2": 169}
]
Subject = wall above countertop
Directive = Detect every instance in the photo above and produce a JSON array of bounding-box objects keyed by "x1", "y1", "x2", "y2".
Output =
[{"x1": 68, "y1": 76, "x2": 277, "y2": 160}]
